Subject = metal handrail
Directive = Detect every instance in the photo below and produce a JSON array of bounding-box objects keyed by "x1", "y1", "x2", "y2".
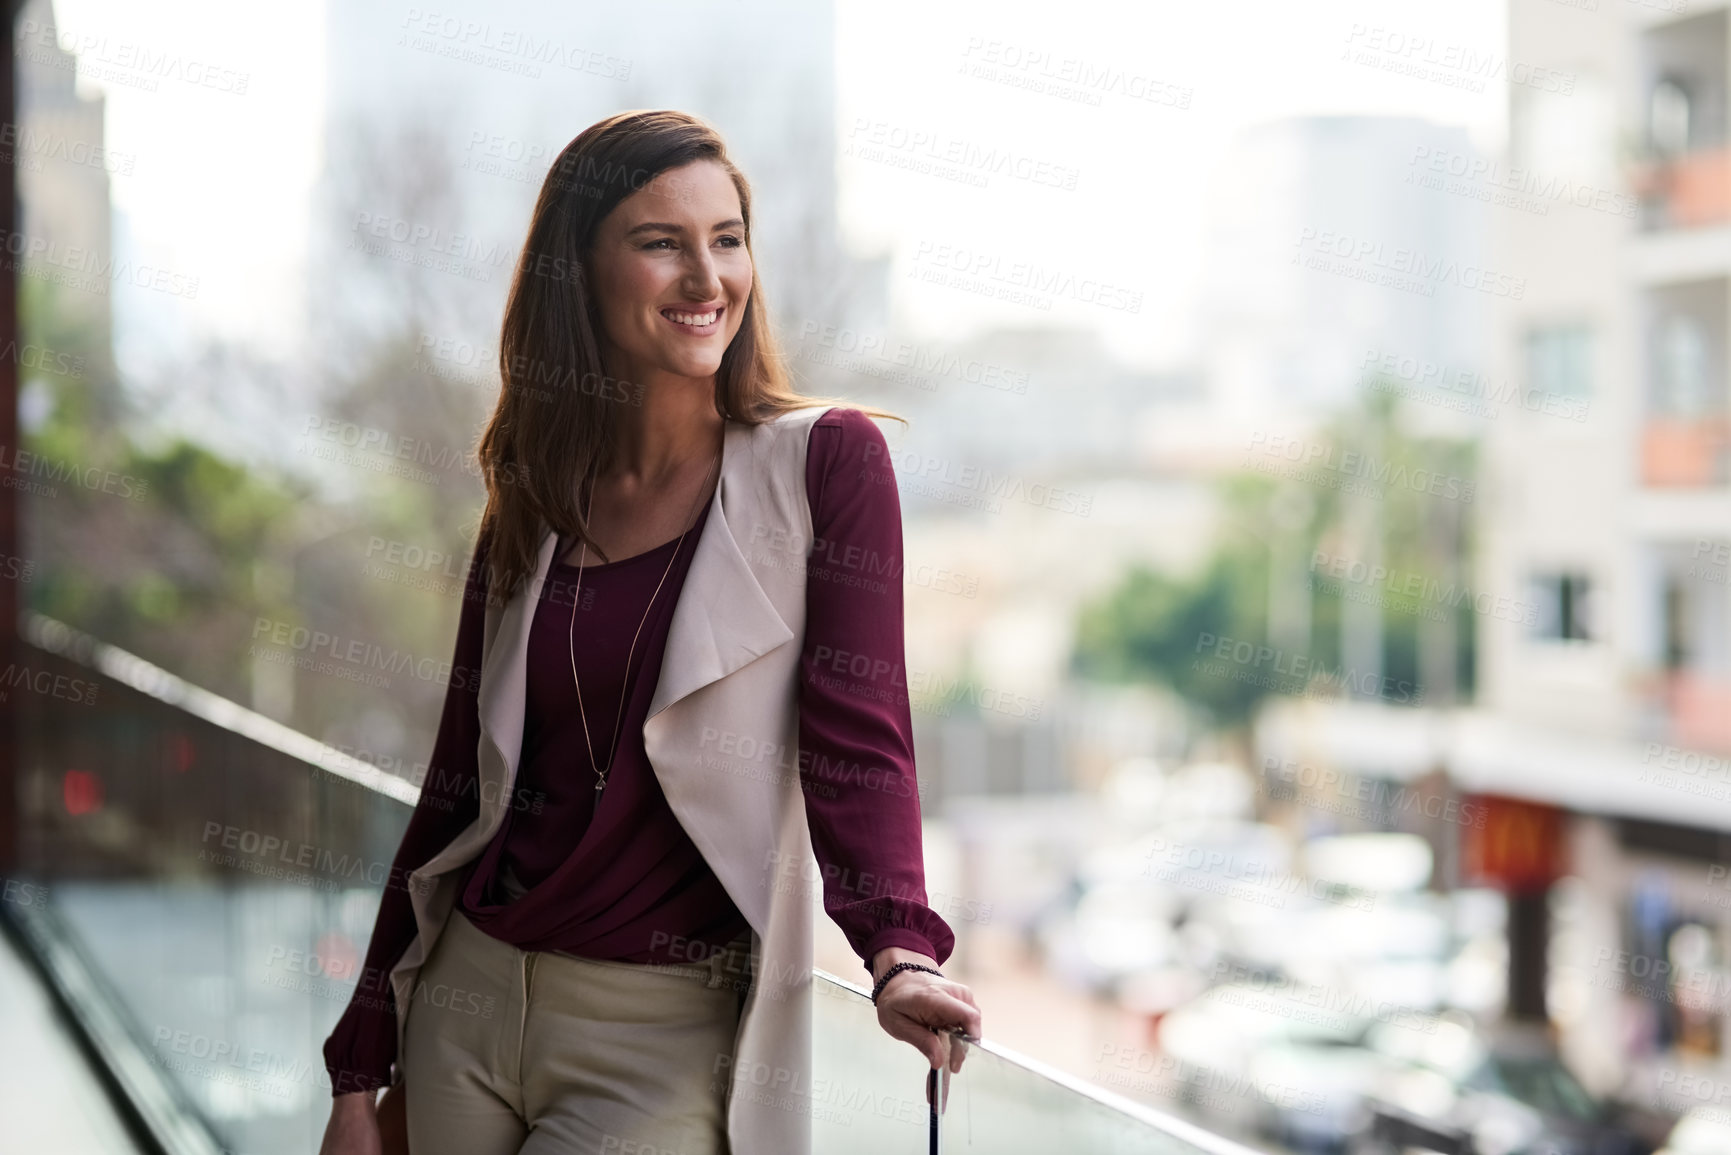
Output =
[{"x1": 21, "y1": 611, "x2": 417, "y2": 805}]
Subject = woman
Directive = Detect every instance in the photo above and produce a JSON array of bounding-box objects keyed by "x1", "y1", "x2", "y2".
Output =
[{"x1": 318, "y1": 109, "x2": 981, "y2": 1155}]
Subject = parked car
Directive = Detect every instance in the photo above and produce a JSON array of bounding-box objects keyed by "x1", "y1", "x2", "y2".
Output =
[
  {"x1": 1159, "y1": 989, "x2": 1656, "y2": 1155},
  {"x1": 1038, "y1": 818, "x2": 1294, "y2": 995},
  {"x1": 1357, "y1": 1022, "x2": 1656, "y2": 1155},
  {"x1": 1156, "y1": 980, "x2": 1388, "y2": 1149},
  {"x1": 1654, "y1": 1107, "x2": 1731, "y2": 1155}
]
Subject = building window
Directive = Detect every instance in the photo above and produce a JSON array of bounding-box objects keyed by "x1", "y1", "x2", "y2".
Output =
[
  {"x1": 1649, "y1": 76, "x2": 1694, "y2": 156},
  {"x1": 1528, "y1": 572, "x2": 1595, "y2": 642},
  {"x1": 1653, "y1": 314, "x2": 1713, "y2": 417},
  {"x1": 1662, "y1": 576, "x2": 1691, "y2": 670},
  {"x1": 1525, "y1": 324, "x2": 1593, "y2": 402}
]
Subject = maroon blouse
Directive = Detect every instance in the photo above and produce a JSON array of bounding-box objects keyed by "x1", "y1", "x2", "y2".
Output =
[{"x1": 323, "y1": 406, "x2": 953, "y2": 1095}]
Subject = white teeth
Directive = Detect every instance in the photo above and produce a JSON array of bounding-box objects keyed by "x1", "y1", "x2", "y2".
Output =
[{"x1": 665, "y1": 310, "x2": 718, "y2": 327}]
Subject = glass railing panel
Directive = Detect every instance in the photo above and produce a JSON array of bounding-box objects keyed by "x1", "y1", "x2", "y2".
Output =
[
  {"x1": 931, "y1": 1033, "x2": 1268, "y2": 1154},
  {"x1": 14, "y1": 614, "x2": 413, "y2": 1155},
  {"x1": 808, "y1": 970, "x2": 940, "y2": 1151},
  {"x1": 811, "y1": 967, "x2": 1269, "y2": 1155}
]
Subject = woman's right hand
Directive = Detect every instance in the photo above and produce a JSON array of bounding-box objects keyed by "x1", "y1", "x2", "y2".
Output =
[{"x1": 318, "y1": 1090, "x2": 382, "y2": 1155}]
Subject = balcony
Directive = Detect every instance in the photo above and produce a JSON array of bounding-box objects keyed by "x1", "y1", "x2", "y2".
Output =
[
  {"x1": 0, "y1": 613, "x2": 1259, "y2": 1154},
  {"x1": 1635, "y1": 7, "x2": 1730, "y2": 233},
  {"x1": 1642, "y1": 417, "x2": 1731, "y2": 487},
  {"x1": 1654, "y1": 670, "x2": 1731, "y2": 754},
  {"x1": 1635, "y1": 147, "x2": 1731, "y2": 232}
]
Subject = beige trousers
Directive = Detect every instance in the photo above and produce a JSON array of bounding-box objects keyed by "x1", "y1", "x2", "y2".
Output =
[{"x1": 400, "y1": 908, "x2": 751, "y2": 1155}]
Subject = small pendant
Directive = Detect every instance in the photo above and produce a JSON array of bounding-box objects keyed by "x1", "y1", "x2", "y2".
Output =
[{"x1": 595, "y1": 776, "x2": 605, "y2": 795}]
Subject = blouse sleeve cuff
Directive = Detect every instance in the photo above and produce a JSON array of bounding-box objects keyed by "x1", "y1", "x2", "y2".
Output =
[
  {"x1": 326, "y1": 1060, "x2": 394, "y2": 1098},
  {"x1": 829, "y1": 894, "x2": 958, "y2": 973},
  {"x1": 859, "y1": 927, "x2": 946, "y2": 975},
  {"x1": 323, "y1": 1011, "x2": 397, "y2": 1097}
]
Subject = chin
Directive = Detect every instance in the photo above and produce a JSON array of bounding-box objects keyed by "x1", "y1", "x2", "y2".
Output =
[{"x1": 660, "y1": 353, "x2": 726, "y2": 379}]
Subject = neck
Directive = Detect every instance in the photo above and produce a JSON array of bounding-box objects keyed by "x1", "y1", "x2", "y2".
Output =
[{"x1": 602, "y1": 370, "x2": 725, "y2": 484}]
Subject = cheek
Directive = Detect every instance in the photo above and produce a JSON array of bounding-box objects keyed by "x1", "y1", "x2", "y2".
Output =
[
  {"x1": 728, "y1": 278, "x2": 753, "y2": 331},
  {"x1": 724, "y1": 263, "x2": 754, "y2": 306},
  {"x1": 624, "y1": 265, "x2": 673, "y2": 309},
  {"x1": 602, "y1": 258, "x2": 669, "y2": 306}
]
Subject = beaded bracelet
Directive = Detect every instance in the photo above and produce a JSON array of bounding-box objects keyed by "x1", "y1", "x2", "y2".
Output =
[{"x1": 871, "y1": 960, "x2": 943, "y2": 1004}]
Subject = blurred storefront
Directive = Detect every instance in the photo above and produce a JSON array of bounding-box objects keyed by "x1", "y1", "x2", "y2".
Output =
[{"x1": 1257, "y1": 696, "x2": 1731, "y2": 1118}]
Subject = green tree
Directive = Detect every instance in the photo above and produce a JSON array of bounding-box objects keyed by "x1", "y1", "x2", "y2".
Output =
[{"x1": 1072, "y1": 386, "x2": 1477, "y2": 740}]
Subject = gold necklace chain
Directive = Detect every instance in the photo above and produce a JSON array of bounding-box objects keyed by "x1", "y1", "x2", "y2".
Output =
[{"x1": 567, "y1": 434, "x2": 722, "y2": 796}]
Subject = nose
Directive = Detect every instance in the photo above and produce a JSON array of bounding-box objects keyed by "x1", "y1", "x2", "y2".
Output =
[{"x1": 679, "y1": 245, "x2": 726, "y2": 301}]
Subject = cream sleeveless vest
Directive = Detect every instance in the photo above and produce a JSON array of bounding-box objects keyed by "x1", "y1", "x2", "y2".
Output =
[{"x1": 390, "y1": 403, "x2": 838, "y2": 1154}]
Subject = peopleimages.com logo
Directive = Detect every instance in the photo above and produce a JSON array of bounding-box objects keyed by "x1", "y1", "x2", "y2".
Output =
[{"x1": 1293, "y1": 227, "x2": 1526, "y2": 300}]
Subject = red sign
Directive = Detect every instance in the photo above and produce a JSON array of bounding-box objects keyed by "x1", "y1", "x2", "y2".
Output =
[
  {"x1": 62, "y1": 769, "x2": 104, "y2": 816},
  {"x1": 1460, "y1": 793, "x2": 1567, "y2": 895}
]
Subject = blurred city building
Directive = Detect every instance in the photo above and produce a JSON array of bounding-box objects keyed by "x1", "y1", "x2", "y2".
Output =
[
  {"x1": 1259, "y1": 0, "x2": 1731, "y2": 1124},
  {"x1": 1146, "y1": 115, "x2": 1493, "y2": 475},
  {"x1": 1202, "y1": 115, "x2": 1488, "y2": 423},
  {"x1": 15, "y1": 0, "x2": 111, "y2": 352},
  {"x1": 1482, "y1": 0, "x2": 1731, "y2": 1111}
]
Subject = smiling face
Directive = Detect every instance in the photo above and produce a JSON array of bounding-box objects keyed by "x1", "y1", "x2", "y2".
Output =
[{"x1": 585, "y1": 158, "x2": 754, "y2": 388}]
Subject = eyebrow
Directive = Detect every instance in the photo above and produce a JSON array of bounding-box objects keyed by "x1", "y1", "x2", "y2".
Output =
[{"x1": 624, "y1": 218, "x2": 745, "y2": 236}]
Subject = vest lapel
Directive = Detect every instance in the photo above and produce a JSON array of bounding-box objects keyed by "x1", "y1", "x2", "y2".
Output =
[
  {"x1": 474, "y1": 526, "x2": 559, "y2": 803},
  {"x1": 473, "y1": 418, "x2": 796, "y2": 811},
  {"x1": 648, "y1": 420, "x2": 796, "y2": 720}
]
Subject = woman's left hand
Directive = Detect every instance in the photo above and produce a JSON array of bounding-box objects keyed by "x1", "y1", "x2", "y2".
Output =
[{"x1": 872, "y1": 955, "x2": 982, "y2": 1074}]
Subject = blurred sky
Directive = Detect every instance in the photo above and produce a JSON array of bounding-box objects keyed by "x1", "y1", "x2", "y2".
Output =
[{"x1": 54, "y1": 0, "x2": 1504, "y2": 373}]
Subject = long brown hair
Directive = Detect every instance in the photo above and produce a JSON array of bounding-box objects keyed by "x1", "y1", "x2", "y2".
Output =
[{"x1": 474, "y1": 109, "x2": 901, "y2": 602}]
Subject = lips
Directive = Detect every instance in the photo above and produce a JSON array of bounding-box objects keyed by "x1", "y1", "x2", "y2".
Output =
[{"x1": 660, "y1": 305, "x2": 724, "y2": 332}]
